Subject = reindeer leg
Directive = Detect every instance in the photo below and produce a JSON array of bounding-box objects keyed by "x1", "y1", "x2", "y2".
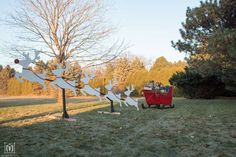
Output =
[
  {"x1": 15, "y1": 73, "x2": 23, "y2": 83},
  {"x1": 119, "y1": 101, "x2": 123, "y2": 107},
  {"x1": 50, "y1": 82, "x2": 57, "y2": 89},
  {"x1": 135, "y1": 101, "x2": 139, "y2": 111},
  {"x1": 119, "y1": 105, "x2": 122, "y2": 112},
  {"x1": 95, "y1": 94, "x2": 102, "y2": 101},
  {"x1": 72, "y1": 88, "x2": 77, "y2": 96},
  {"x1": 37, "y1": 79, "x2": 46, "y2": 90},
  {"x1": 94, "y1": 92, "x2": 102, "y2": 101},
  {"x1": 104, "y1": 96, "x2": 110, "y2": 101},
  {"x1": 124, "y1": 101, "x2": 129, "y2": 107},
  {"x1": 42, "y1": 83, "x2": 46, "y2": 91},
  {"x1": 80, "y1": 89, "x2": 87, "y2": 96}
]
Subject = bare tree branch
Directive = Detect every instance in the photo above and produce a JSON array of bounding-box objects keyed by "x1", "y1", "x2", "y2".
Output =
[{"x1": 7, "y1": 0, "x2": 126, "y2": 68}]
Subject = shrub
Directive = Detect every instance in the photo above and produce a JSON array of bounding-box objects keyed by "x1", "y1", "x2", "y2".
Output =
[
  {"x1": 169, "y1": 69, "x2": 225, "y2": 99},
  {"x1": 172, "y1": 87, "x2": 184, "y2": 97}
]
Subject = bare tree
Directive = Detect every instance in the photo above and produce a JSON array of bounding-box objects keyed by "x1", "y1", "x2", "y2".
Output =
[{"x1": 8, "y1": 0, "x2": 125, "y2": 118}]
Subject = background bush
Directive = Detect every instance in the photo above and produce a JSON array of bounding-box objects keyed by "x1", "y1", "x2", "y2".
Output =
[{"x1": 169, "y1": 68, "x2": 225, "y2": 99}]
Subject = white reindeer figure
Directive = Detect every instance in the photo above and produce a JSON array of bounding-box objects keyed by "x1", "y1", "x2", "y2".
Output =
[
  {"x1": 80, "y1": 72, "x2": 101, "y2": 101},
  {"x1": 124, "y1": 85, "x2": 139, "y2": 110},
  {"x1": 104, "y1": 80, "x2": 124, "y2": 107},
  {"x1": 14, "y1": 51, "x2": 46, "y2": 88},
  {"x1": 51, "y1": 64, "x2": 77, "y2": 95}
]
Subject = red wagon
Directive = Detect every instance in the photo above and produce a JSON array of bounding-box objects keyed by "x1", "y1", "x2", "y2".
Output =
[{"x1": 142, "y1": 86, "x2": 175, "y2": 109}]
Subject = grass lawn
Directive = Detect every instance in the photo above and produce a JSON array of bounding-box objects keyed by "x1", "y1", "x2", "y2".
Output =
[{"x1": 0, "y1": 97, "x2": 236, "y2": 157}]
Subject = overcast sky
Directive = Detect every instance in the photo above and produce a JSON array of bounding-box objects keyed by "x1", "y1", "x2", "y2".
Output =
[{"x1": 0, "y1": 0, "x2": 201, "y2": 66}]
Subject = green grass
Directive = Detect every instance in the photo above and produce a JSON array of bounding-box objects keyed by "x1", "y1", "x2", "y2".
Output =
[{"x1": 0, "y1": 97, "x2": 236, "y2": 157}]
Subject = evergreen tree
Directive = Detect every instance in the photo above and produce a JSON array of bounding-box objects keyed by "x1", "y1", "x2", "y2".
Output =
[{"x1": 172, "y1": 0, "x2": 236, "y2": 94}]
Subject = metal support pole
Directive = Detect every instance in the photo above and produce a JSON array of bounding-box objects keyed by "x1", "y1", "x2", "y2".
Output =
[
  {"x1": 107, "y1": 97, "x2": 114, "y2": 113},
  {"x1": 110, "y1": 100, "x2": 114, "y2": 113}
]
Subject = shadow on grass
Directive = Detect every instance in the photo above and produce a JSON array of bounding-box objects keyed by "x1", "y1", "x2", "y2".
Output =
[
  {"x1": 0, "y1": 104, "x2": 128, "y2": 157},
  {"x1": 0, "y1": 111, "x2": 56, "y2": 125},
  {"x1": 0, "y1": 99, "x2": 236, "y2": 157},
  {"x1": 0, "y1": 100, "x2": 105, "y2": 125},
  {"x1": 0, "y1": 97, "x2": 99, "y2": 108},
  {"x1": 0, "y1": 98, "x2": 56, "y2": 108}
]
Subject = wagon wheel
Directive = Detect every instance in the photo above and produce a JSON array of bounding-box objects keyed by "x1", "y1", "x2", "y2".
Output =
[
  {"x1": 159, "y1": 104, "x2": 164, "y2": 109},
  {"x1": 141, "y1": 103, "x2": 148, "y2": 109}
]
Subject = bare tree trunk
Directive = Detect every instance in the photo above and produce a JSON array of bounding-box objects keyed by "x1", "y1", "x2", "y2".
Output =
[
  {"x1": 58, "y1": 88, "x2": 69, "y2": 119},
  {"x1": 57, "y1": 88, "x2": 62, "y2": 105}
]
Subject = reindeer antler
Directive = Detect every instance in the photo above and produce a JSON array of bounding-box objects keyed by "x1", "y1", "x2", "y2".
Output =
[
  {"x1": 84, "y1": 72, "x2": 95, "y2": 80},
  {"x1": 22, "y1": 52, "x2": 30, "y2": 60},
  {"x1": 52, "y1": 64, "x2": 65, "y2": 76},
  {"x1": 131, "y1": 85, "x2": 135, "y2": 92},
  {"x1": 109, "y1": 80, "x2": 113, "y2": 88},
  {"x1": 90, "y1": 73, "x2": 95, "y2": 79},
  {"x1": 22, "y1": 50, "x2": 40, "y2": 64},
  {"x1": 84, "y1": 72, "x2": 89, "y2": 78},
  {"x1": 64, "y1": 62, "x2": 70, "y2": 72},
  {"x1": 33, "y1": 50, "x2": 41, "y2": 62},
  {"x1": 113, "y1": 79, "x2": 118, "y2": 85}
]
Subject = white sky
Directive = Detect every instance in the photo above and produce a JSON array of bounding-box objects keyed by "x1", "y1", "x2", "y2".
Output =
[{"x1": 0, "y1": 0, "x2": 201, "y2": 67}]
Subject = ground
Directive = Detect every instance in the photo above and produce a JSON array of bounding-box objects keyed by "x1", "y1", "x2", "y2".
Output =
[{"x1": 0, "y1": 97, "x2": 236, "y2": 157}]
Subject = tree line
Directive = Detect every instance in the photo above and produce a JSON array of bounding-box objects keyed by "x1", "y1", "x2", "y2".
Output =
[
  {"x1": 2, "y1": 0, "x2": 235, "y2": 99},
  {"x1": 0, "y1": 56, "x2": 186, "y2": 97}
]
